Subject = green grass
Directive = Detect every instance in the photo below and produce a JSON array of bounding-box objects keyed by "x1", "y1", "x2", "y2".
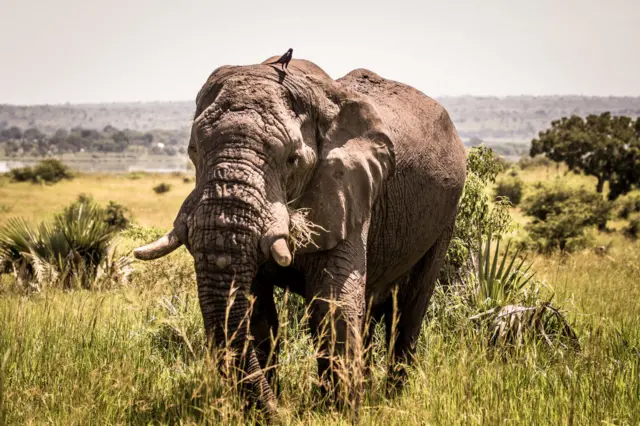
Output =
[
  {"x1": 1, "y1": 166, "x2": 639, "y2": 424},
  {"x1": 0, "y1": 172, "x2": 194, "y2": 228}
]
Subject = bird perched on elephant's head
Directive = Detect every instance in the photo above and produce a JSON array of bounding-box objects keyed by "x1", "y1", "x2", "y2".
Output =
[{"x1": 266, "y1": 48, "x2": 293, "y2": 70}]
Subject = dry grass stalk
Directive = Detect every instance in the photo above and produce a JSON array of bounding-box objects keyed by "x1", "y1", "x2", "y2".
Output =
[
  {"x1": 287, "y1": 207, "x2": 326, "y2": 255},
  {"x1": 488, "y1": 302, "x2": 580, "y2": 350}
]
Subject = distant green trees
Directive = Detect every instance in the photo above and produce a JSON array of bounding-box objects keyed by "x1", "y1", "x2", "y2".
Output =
[
  {"x1": 530, "y1": 112, "x2": 640, "y2": 200},
  {"x1": 0, "y1": 124, "x2": 188, "y2": 157},
  {"x1": 522, "y1": 182, "x2": 613, "y2": 253}
]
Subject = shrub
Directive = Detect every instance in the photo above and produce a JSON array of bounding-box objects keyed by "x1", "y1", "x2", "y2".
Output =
[
  {"x1": 517, "y1": 155, "x2": 553, "y2": 170},
  {"x1": 153, "y1": 183, "x2": 171, "y2": 194},
  {"x1": 8, "y1": 166, "x2": 36, "y2": 182},
  {"x1": 121, "y1": 224, "x2": 166, "y2": 242},
  {"x1": 442, "y1": 146, "x2": 512, "y2": 285},
  {"x1": 0, "y1": 200, "x2": 131, "y2": 290},
  {"x1": 522, "y1": 182, "x2": 613, "y2": 253},
  {"x1": 494, "y1": 175, "x2": 524, "y2": 206},
  {"x1": 33, "y1": 159, "x2": 74, "y2": 183},
  {"x1": 616, "y1": 194, "x2": 640, "y2": 219},
  {"x1": 104, "y1": 201, "x2": 130, "y2": 231},
  {"x1": 64, "y1": 195, "x2": 131, "y2": 232},
  {"x1": 432, "y1": 232, "x2": 578, "y2": 350},
  {"x1": 623, "y1": 218, "x2": 640, "y2": 240},
  {"x1": 9, "y1": 159, "x2": 73, "y2": 184}
]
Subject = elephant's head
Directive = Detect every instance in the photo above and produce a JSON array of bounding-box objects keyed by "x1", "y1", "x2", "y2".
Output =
[{"x1": 133, "y1": 59, "x2": 395, "y2": 410}]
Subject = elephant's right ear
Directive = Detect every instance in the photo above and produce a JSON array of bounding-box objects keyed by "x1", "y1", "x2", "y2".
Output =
[{"x1": 297, "y1": 95, "x2": 395, "y2": 252}]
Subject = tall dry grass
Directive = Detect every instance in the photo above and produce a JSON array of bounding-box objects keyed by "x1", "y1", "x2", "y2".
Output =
[{"x1": 1, "y1": 167, "x2": 639, "y2": 424}]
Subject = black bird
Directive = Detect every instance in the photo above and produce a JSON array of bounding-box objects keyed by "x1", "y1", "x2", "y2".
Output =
[{"x1": 267, "y1": 48, "x2": 293, "y2": 70}]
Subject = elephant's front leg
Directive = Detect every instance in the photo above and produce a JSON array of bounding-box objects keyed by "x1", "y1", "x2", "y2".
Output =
[
  {"x1": 305, "y1": 237, "x2": 367, "y2": 409},
  {"x1": 250, "y1": 264, "x2": 307, "y2": 394},
  {"x1": 250, "y1": 278, "x2": 279, "y2": 393}
]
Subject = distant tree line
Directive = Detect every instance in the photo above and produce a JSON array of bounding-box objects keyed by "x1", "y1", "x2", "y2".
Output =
[
  {"x1": 0, "y1": 124, "x2": 189, "y2": 157},
  {"x1": 464, "y1": 137, "x2": 530, "y2": 158}
]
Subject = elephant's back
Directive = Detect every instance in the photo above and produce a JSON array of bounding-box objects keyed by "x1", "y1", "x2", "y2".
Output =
[
  {"x1": 338, "y1": 69, "x2": 467, "y2": 300},
  {"x1": 338, "y1": 69, "x2": 466, "y2": 179}
]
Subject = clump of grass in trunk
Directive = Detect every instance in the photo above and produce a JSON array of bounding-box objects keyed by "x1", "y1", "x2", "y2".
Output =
[{"x1": 286, "y1": 206, "x2": 326, "y2": 256}]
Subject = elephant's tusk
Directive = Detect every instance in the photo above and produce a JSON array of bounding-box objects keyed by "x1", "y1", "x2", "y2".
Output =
[
  {"x1": 133, "y1": 229, "x2": 183, "y2": 260},
  {"x1": 270, "y1": 238, "x2": 292, "y2": 267}
]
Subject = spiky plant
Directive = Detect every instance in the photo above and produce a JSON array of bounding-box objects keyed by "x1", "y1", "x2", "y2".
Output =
[
  {"x1": 466, "y1": 232, "x2": 578, "y2": 350},
  {"x1": 0, "y1": 200, "x2": 129, "y2": 290},
  {"x1": 55, "y1": 200, "x2": 118, "y2": 267},
  {"x1": 474, "y1": 234, "x2": 535, "y2": 309},
  {"x1": 0, "y1": 218, "x2": 44, "y2": 287}
]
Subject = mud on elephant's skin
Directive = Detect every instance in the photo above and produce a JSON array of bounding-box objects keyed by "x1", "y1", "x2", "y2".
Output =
[{"x1": 134, "y1": 57, "x2": 467, "y2": 417}]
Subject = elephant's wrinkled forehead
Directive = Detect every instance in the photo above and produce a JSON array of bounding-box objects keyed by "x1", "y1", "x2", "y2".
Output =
[
  {"x1": 194, "y1": 75, "x2": 295, "y2": 133},
  {"x1": 194, "y1": 66, "x2": 296, "y2": 118},
  {"x1": 216, "y1": 77, "x2": 290, "y2": 115}
]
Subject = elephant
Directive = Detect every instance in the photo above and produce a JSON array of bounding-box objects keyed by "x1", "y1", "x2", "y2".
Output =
[{"x1": 134, "y1": 56, "x2": 467, "y2": 417}]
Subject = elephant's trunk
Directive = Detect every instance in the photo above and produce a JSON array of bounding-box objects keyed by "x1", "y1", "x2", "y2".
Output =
[
  {"x1": 191, "y1": 159, "x2": 281, "y2": 413},
  {"x1": 196, "y1": 261, "x2": 277, "y2": 412}
]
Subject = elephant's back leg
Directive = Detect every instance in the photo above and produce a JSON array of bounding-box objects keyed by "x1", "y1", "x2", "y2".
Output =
[{"x1": 384, "y1": 219, "x2": 455, "y2": 389}]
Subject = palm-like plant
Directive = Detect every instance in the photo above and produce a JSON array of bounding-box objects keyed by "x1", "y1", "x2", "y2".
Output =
[
  {"x1": 474, "y1": 234, "x2": 535, "y2": 308},
  {"x1": 466, "y1": 232, "x2": 578, "y2": 350},
  {"x1": 0, "y1": 199, "x2": 130, "y2": 290}
]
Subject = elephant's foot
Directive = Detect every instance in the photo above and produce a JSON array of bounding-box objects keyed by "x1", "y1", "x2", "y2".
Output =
[
  {"x1": 385, "y1": 363, "x2": 409, "y2": 398},
  {"x1": 315, "y1": 356, "x2": 364, "y2": 418}
]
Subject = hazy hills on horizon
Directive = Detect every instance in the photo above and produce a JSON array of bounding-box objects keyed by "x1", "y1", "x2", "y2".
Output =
[{"x1": 2, "y1": 95, "x2": 640, "y2": 144}]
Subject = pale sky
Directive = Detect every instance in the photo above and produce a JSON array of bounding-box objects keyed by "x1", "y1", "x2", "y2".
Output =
[{"x1": 1, "y1": 0, "x2": 639, "y2": 104}]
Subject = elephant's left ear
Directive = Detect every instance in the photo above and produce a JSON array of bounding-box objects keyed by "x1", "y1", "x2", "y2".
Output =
[{"x1": 297, "y1": 96, "x2": 396, "y2": 252}]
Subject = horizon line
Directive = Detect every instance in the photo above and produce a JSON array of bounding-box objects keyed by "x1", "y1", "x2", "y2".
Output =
[{"x1": 3, "y1": 93, "x2": 640, "y2": 107}]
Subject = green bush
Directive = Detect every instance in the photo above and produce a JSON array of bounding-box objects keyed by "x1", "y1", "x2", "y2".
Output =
[
  {"x1": 494, "y1": 175, "x2": 524, "y2": 206},
  {"x1": 104, "y1": 201, "x2": 130, "y2": 231},
  {"x1": 8, "y1": 166, "x2": 36, "y2": 182},
  {"x1": 441, "y1": 146, "x2": 512, "y2": 285},
  {"x1": 9, "y1": 159, "x2": 73, "y2": 184},
  {"x1": 65, "y1": 195, "x2": 131, "y2": 232},
  {"x1": 153, "y1": 183, "x2": 171, "y2": 194},
  {"x1": 616, "y1": 194, "x2": 640, "y2": 219},
  {"x1": 121, "y1": 224, "x2": 166, "y2": 242},
  {"x1": 623, "y1": 218, "x2": 640, "y2": 240},
  {"x1": 517, "y1": 155, "x2": 553, "y2": 170},
  {"x1": 0, "y1": 201, "x2": 131, "y2": 290},
  {"x1": 522, "y1": 182, "x2": 613, "y2": 253},
  {"x1": 34, "y1": 159, "x2": 74, "y2": 183},
  {"x1": 432, "y1": 232, "x2": 578, "y2": 350}
]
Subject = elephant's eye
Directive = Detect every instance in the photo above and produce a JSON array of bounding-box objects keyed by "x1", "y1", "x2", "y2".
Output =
[{"x1": 287, "y1": 155, "x2": 299, "y2": 166}]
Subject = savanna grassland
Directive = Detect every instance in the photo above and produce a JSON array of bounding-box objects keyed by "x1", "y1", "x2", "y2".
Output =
[{"x1": 0, "y1": 164, "x2": 639, "y2": 425}]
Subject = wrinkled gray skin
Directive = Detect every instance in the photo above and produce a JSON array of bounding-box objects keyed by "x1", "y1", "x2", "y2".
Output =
[{"x1": 134, "y1": 57, "x2": 466, "y2": 416}]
